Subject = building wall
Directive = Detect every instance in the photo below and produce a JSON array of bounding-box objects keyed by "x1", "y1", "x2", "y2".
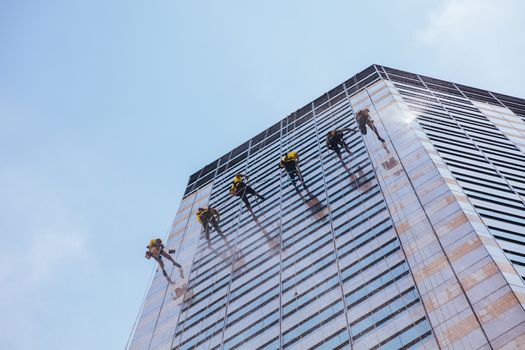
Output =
[
  {"x1": 128, "y1": 65, "x2": 525, "y2": 350},
  {"x1": 130, "y1": 183, "x2": 214, "y2": 350},
  {"x1": 368, "y1": 66, "x2": 525, "y2": 348}
]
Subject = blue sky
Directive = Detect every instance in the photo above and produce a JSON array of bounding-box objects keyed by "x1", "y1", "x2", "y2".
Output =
[{"x1": 1, "y1": 1, "x2": 524, "y2": 349}]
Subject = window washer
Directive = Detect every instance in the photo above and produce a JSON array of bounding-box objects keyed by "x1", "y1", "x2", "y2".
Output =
[
  {"x1": 326, "y1": 128, "x2": 357, "y2": 159},
  {"x1": 196, "y1": 207, "x2": 224, "y2": 245},
  {"x1": 356, "y1": 109, "x2": 385, "y2": 143},
  {"x1": 145, "y1": 238, "x2": 182, "y2": 283},
  {"x1": 230, "y1": 173, "x2": 265, "y2": 210},
  {"x1": 279, "y1": 151, "x2": 306, "y2": 187}
]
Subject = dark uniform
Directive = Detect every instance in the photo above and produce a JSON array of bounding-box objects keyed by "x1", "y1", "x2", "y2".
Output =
[
  {"x1": 279, "y1": 151, "x2": 300, "y2": 182},
  {"x1": 196, "y1": 207, "x2": 222, "y2": 241},
  {"x1": 326, "y1": 129, "x2": 355, "y2": 156},
  {"x1": 355, "y1": 109, "x2": 385, "y2": 142},
  {"x1": 230, "y1": 174, "x2": 265, "y2": 210}
]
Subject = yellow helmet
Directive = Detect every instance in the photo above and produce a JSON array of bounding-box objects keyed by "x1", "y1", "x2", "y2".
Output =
[
  {"x1": 148, "y1": 238, "x2": 161, "y2": 248},
  {"x1": 288, "y1": 151, "x2": 298, "y2": 160}
]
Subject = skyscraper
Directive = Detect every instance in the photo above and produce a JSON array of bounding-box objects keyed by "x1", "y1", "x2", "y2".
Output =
[{"x1": 128, "y1": 65, "x2": 525, "y2": 350}]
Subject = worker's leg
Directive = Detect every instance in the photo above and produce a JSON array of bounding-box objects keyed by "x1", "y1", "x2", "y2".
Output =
[
  {"x1": 332, "y1": 144, "x2": 343, "y2": 161},
  {"x1": 161, "y1": 250, "x2": 182, "y2": 268},
  {"x1": 212, "y1": 219, "x2": 230, "y2": 248},
  {"x1": 295, "y1": 166, "x2": 307, "y2": 188},
  {"x1": 246, "y1": 185, "x2": 265, "y2": 201},
  {"x1": 212, "y1": 219, "x2": 223, "y2": 235},
  {"x1": 284, "y1": 161, "x2": 299, "y2": 185},
  {"x1": 327, "y1": 141, "x2": 342, "y2": 161},
  {"x1": 202, "y1": 221, "x2": 211, "y2": 241},
  {"x1": 241, "y1": 193, "x2": 252, "y2": 210},
  {"x1": 157, "y1": 260, "x2": 173, "y2": 283},
  {"x1": 339, "y1": 139, "x2": 352, "y2": 155},
  {"x1": 154, "y1": 256, "x2": 169, "y2": 277},
  {"x1": 286, "y1": 169, "x2": 297, "y2": 186},
  {"x1": 204, "y1": 221, "x2": 213, "y2": 246},
  {"x1": 368, "y1": 121, "x2": 385, "y2": 142},
  {"x1": 356, "y1": 119, "x2": 367, "y2": 135}
]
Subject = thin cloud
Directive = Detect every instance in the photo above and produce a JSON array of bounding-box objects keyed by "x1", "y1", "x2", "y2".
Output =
[
  {"x1": 415, "y1": 0, "x2": 525, "y2": 97},
  {"x1": 29, "y1": 232, "x2": 87, "y2": 283},
  {"x1": 0, "y1": 164, "x2": 91, "y2": 350},
  {"x1": 417, "y1": 0, "x2": 495, "y2": 44},
  {"x1": 0, "y1": 225, "x2": 88, "y2": 295},
  {"x1": 0, "y1": 167, "x2": 90, "y2": 289},
  {"x1": 0, "y1": 231, "x2": 87, "y2": 349}
]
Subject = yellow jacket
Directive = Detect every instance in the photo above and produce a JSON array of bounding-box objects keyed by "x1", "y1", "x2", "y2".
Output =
[
  {"x1": 148, "y1": 238, "x2": 162, "y2": 249},
  {"x1": 196, "y1": 208, "x2": 219, "y2": 223},
  {"x1": 280, "y1": 151, "x2": 299, "y2": 167},
  {"x1": 230, "y1": 175, "x2": 244, "y2": 194}
]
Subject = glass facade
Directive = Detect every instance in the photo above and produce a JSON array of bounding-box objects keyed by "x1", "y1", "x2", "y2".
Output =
[
  {"x1": 377, "y1": 66, "x2": 525, "y2": 282},
  {"x1": 128, "y1": 65, "x2": 525, "y2": 350}
]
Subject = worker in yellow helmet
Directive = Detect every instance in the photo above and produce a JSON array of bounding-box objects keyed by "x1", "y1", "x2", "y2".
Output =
[
  {"x1": 145, "y1": 238, "x2": 182, "y2": 283},
  {"x1": 356, "y1": 109, "x2": 385, "y2": 143},
  {"x1": 326, "y1": 128, "x2": 357, "y2": 160},
  {"x1": 279, "y1": 151, "x2": 306, "y2": 188},
  {"x1": 230, "y1": 173, "x2": 265, "y2": 210},
  {"x1": 196, "y1": 207, "x2": 224, "y2": 245}
]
